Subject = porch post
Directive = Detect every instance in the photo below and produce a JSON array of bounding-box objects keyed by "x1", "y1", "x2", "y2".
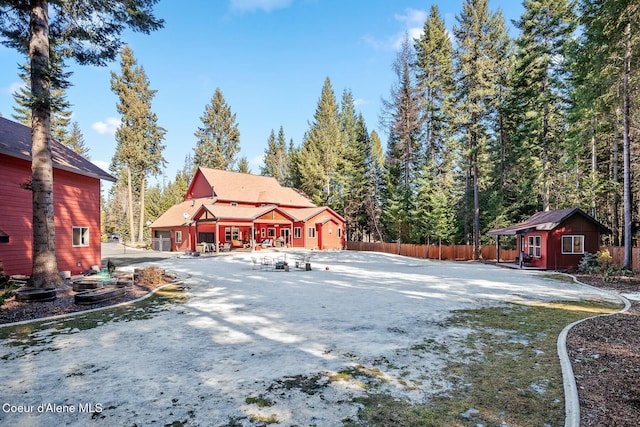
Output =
[{"x1": 215, "y1": 220, "x2": 220, "y2": 253}]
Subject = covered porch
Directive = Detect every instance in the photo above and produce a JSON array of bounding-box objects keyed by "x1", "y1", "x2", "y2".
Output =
[{"x1": 192, "y1": 204, "x2": 295, "y2": 253}]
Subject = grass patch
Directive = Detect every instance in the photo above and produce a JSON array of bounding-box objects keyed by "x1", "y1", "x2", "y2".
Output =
[
  {"x1": 0, "y1": 285, "x2": 186, "y2": 353},
  {"x1": 245, "y1": 395, "x2": 274, "y2": 408},
  {"x1": 351, "y1": 300, "x2": 622, "y2": 427}
]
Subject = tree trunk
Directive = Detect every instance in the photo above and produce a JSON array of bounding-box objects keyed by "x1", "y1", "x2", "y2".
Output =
[
  {"x1": 622, "y1": 21, "x2": 632, "y2": 270},
  {"x1": 30, "y1": 0, "x2": 62, "y2": 289},
  {"x1": 138, "y1": 175, "x2": 146, "y2": 243},
  {"x1": 127, "y1": 166, "x2": 136, "y2": 244},
  {"x1": 613, "y1": 108, "x2": 621, "y2": 246}
]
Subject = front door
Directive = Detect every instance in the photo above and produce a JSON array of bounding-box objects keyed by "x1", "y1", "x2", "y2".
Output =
[{"x1": 280, "y1": 228, "x2": 290, "y2": 246}]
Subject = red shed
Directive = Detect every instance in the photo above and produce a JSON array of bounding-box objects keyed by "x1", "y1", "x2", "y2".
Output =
[
  {"x1": 488, "y1": 208, "x2": 610, "y2": 270},
  {"x1": 0, "y1": 117, "x2": 115, "y2": 276}
]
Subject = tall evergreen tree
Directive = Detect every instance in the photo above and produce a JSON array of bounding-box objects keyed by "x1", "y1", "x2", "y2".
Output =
[
  {"x1": 298, "y1": 77, "x2": 344, "y2": 207},
  {"x1": 454, "y1": 0, "x2": 505, "y2": 258},
  {"x1": 193, "y1": 88, "x2": 241, "y2": 171},
  {"x1": 511, "y1": 0, "x2": 577, "y2": 212},
  {"x1": 381, "y1": 33, "x2": 423, "y2": 244},
  {"x1": 110, "y1": 45, "x2": 166, "y2": 244},
  {"x1": 237, "y1": 156, "x2": 251, "y2": 174},
  {"x1": 364, "y1": 130, "x2": 385, "y2": 242},
  {"x1": 0, "y1": 0, "x2": 162, "y2": 289}
]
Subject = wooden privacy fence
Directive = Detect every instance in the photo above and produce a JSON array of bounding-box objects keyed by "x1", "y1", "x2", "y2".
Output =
[
  {"x1": 346, "y1": 242, "x2": 640, "y2": 270},
  {"x1": 346, "y1": 241, "x2": 518, "y2": 262},
  {"x1": 607, "y1": 247, "x2": 640, "y2": 271}
]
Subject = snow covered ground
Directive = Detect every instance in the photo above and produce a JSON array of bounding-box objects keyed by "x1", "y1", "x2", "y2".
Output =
[{"x1": 0, "y1": 250, "x2": 620, "y2": 426}]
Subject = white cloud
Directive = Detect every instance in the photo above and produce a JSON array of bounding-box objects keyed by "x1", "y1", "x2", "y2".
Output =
[
  {"x1": 92, "y1": 159, "x2": 110, "y2": 172},
  {"x1": 364, "y1": 8, "x2": 427, "y2": 51},
  {"x1": 91, "y1": 117, "x2": 121, "y2": 135},
  {"x1": 7, "y1": 82, "x2": 24, "y2": 95},
  {"x1": 230, "y1": 0, "x2": 292, "y2": 13},
  {"x1": 354, "y1": 98, "x2": 367, "y2": 107}
]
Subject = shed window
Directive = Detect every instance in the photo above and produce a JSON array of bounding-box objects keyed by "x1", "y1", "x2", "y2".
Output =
[
  {"x1": 308, "y1": 227, "x2": 316, "y2": 238},
  {"x1": 527, "y1": 235, "x2": 541, "y2": 257},
  {"x1": 175, "y1": 230, "x2": 182, "y2": 243},
  {"x1": 294, "y1": 227, "x2": 301, "y2": 238},
  {"x1": 562, "y1": 235, "x2": 584, "y2": 254},
  {"x1": 72, "y1": 226, "x2": 89, "y2": 247}
]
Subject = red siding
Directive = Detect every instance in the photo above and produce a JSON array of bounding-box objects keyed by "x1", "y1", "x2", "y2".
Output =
[
  {"x1": 0, "y1": 154, "x2": 103, "y2": 276},
  {"x1": 186, "y1": 169, "x2": 214, "y2": 199},
  {"x1": 518, "y1": 214, "x2": 602, "y2": 270}
]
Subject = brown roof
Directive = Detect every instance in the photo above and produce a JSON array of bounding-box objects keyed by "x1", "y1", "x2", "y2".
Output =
[
  {"x1": 285, "y1": 207, "x2": 345, "y2": 222},
  {"x1": 488, "y1": 208, "x2": 610, "y2": 235},
  {"x1": 0, "y1": 117, "x2": 115, "y2": 182},
  {"x1": 149, "y1": 199, "x2": 204, "y2": 228},
  {"x1": 198, "y1": 168, "x2": 315, "y2": 208}
]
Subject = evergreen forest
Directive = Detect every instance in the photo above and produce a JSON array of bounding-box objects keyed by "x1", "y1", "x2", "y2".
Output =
[{"x1": 9, "y1": 0, "x2": 637, "y2": 266}]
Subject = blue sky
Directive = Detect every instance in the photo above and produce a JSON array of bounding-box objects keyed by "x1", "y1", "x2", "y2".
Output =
[{"x1": 0, "y1": 0, "x2": 524, "y2": 187}]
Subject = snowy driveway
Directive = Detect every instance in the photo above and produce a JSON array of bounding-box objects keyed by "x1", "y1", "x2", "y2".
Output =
[{"x1": 0, "y1": 251, "x2": 619, "y2": 426}]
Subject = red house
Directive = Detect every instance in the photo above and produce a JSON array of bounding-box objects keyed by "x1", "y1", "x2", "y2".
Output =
[
  {"x1": 150, "y1": 167, "x2": 345, "y2": 252},
  {"x1": 488, "y1": 208, "x2": 610, "y2": 270},
  {"x1": 0, "y1": 117, "x2": 116, "y2": 276}
]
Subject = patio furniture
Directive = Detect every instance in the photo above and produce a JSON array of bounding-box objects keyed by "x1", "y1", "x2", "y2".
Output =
[
  {"x1": 261, "y1": 256, "x2": 274, "y2": 271},
  {"x1": 294, "y1": 254, "x2": 312, "y2": 271},
  {"x1": 219, "y1": 242, "x2": 231, "y2": 252},
  {"x1": 250, "y1": 257, "x2": 261, "y2": 270}
]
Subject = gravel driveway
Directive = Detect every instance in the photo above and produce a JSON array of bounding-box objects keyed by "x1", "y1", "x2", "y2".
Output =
[{"x1": 0, "y1": 251, "x2": 620, "y2": 426}]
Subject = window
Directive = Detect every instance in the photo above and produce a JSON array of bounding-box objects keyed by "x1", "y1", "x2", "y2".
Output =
[
  {"x1": 72, "y1": 226, "x2": 89, "y2": 247},
  {"x1": 175, "y1": 230, "x2": 182, "y2": 243},
  {"x1": 225, "y1": 227, "x2": 240, "y2": 241},
  {"x1": 294, "y1": 227, "x2": 301, "y2": 238},
  {"x1": 198, "y1": 232, "x2": 214, "y2": 243},
  {"x1": 338, "y1": 228, "x2": 342, "y2": 238},
  {"x1": 308, "y1": 227, "x2": 316, "y2": 238},
  {"x1": 527, "y1": 235, "x2": 541, "y2": 257},
  {"x1": 562, "y1": 235, "x2": 584, "y2": 254}
]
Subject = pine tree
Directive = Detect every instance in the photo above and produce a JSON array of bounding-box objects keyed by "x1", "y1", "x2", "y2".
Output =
[
  {"x1": 364, "y1": 130, "x2": 385, "y2": 242},
  {"x1": 454, "y1": 0, "x2": 505, "y2": 258},
  {"x1": 511, "y1": 0, "x2": 577, "y2": 212},
  {"x1": 298, "y1": 77, "x2": 344, "y2": 207},
  {"x1": 66, "y1": 121, "x2": 90, "y2": 157},
  {"x1": 193, "y1": 88, "x2": 241, "y2": 171},
  {"x1": 261, "y1": 126, "x2": 288, "y2": 184},
  {"x1": 110, "y1": 45, "x2": 166, "y2": 244},
  {"x1": 381, "y1": 33, "x2": 423, "y2": 243},
  {"x1": 0, "y1": 0, "x2": 162, "y2": 288},
  {"x1": 237, "y1": 156, "x2": 251, "y2": 174}
]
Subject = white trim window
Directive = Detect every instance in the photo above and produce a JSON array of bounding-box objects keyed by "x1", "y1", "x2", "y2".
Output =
[
  {"x1": 268, "y1": 228, "x2": 276, "y2": 238},
  {"x1": 294, "y1": 227, "x2": 301, "y2": 238},
  {"x1": 562, "y1": 235, "x2": 584, "y2": 254},
  {"x1": 72, "y1": 226, "x2": 90, "y2": 247},
  {"x1": 308, "y1": 227, "x2": 316, "y2": 238},
  {"x1": 527, "y1": 235, "x2": 541, "y2": 257},
  {"x1": 175, "y1": 230, "x2": 182, "y2": 243}
]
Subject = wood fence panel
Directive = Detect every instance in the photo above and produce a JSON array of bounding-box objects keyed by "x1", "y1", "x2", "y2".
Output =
[
  {"x1": 345, "y1": 242, "x2": 517, "y2": 262},
  {"x1": 606, "y1": 247, "x2": 640, "y2": 271}
]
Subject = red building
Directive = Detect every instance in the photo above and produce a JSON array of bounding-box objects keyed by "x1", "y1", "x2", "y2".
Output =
[
  {"x1": 0, "y1": 117, "x2": 115, "y2": 276},
  {"x1": 150, "y1": 167, "x2": 345, "y2": 252},
  {"x1": 488, "y1": 208, "x2": 610, "y2": 270}
]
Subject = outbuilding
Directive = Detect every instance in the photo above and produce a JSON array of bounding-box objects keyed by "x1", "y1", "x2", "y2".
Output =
[
  {"x1": 0, "y1": 117, "x2": 115, "y2": 276},
  {"x1": 488, "y1": 208, "x2": 610, "y2": 270}
]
